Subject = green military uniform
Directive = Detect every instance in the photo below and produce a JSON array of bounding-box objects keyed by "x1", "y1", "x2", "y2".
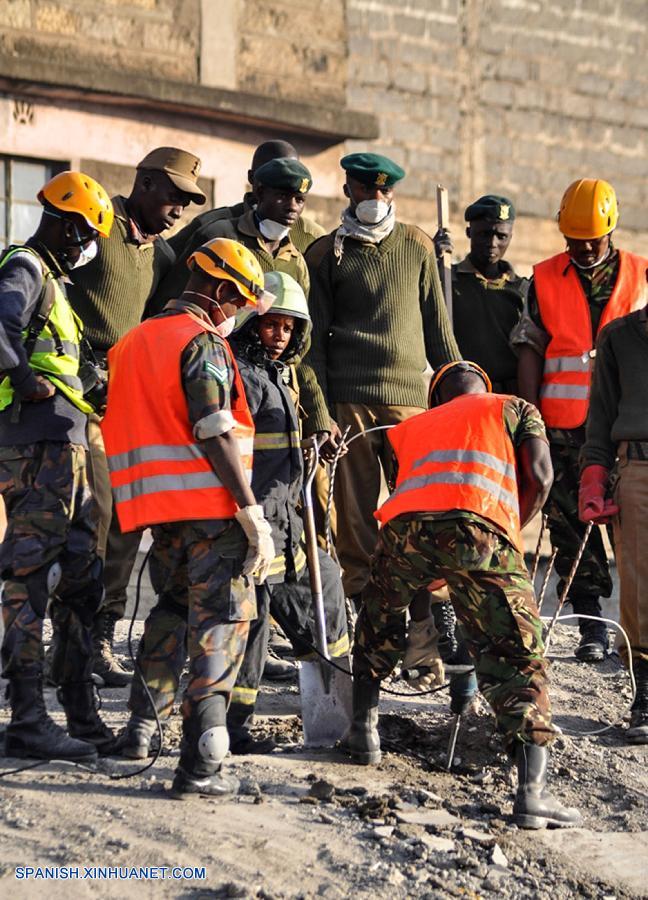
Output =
[
  {"x1": 512, "y1": 251, "x2": 620, "y2": 608},
  {"x1": 451, "y1": 256, "x2": 527, "y2": 393},
  {"x1": 354, "y1": 397, "x2": 556, "y2": 750}
]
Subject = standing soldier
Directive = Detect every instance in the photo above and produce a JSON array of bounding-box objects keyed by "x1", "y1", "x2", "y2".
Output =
[
  {"x1": 443, "y1": 194, "x2": 527, "y2": 394},
  {"x1": 580, "y1": 303, "x2": 648, "y2": 743},
  {"x1": 344, "y1": 361, "x2": 581, "y2": 830},
  {"x1": 67, "y1": 147, "x2": 206, "y2": 687},
  {"x1": 513, "y1": 179, "x2": 648, "y2": 661},
  {"x1": 102, "y1": 238, "x2": 275, "y2": 798},
  {"x1": 0, "y1": 172, "x2": 116, "y2": 761},
  {"x1": 299, "y1": 152, "x2": 460, "y2": 603}
]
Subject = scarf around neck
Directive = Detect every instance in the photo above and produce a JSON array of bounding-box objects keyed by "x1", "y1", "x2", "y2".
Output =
[{"x1": 333, "y1": 205, "x2": 396, "y2": 263}]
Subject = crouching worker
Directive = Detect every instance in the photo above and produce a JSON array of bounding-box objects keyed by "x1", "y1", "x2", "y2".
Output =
[
  {"x1": 0, "y1": 172, "x2": 116, "y2": 761},
  {"x1": 344, "y1": 361, "x2": 582, "y2": 830},
  {"x1": 102, "y1": 238, "x2": 276, "y2": 799},
  {"x1": 227, "y1": 272, "x2": 349, "y2": 752},
  {"x1": 579, "y1": 302, "x2": 648, "y2": 743}
]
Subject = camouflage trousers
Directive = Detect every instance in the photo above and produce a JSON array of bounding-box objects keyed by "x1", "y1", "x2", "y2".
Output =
[
  {"x1": 354, "y1": 515, "x2": 556, "y2": 750},
  {"x1": 545, "y1": 440, "x2": 613, "y2": 603},
  {"x1": 128, "y1": 520, "x2": 256, "y2": 720},
  {"x1": 0, "y1": 442, "x2": 102, "y2": 681},
  {"x1": 229, "y1": 548, "x2": 350, "y2": 725}
]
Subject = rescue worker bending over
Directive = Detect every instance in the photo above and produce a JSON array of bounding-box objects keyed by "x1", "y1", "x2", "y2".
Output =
[
  {"x1": 344, "y1": 361, "x2": 582, "y2": 830},
  {"x1": 0, "y1": 172, "x2": 116, "y2": 761},
  {"x1": 102, "y1": 238, "x2": 275, "y2": 799}
]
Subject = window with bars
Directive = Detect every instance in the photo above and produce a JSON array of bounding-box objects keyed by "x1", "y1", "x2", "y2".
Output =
[{"x1": 0, "y1": 157, "x2": 67, "y2": 250}]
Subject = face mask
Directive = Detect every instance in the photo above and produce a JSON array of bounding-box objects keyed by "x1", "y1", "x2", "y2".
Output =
[
  {"x1": 70, "y1": 240, "x2": 98, "y2": 270},
  {"x1": 258, "y1": 218, "x2": 290, "y2": 241},
  {"x1": 355, "y1": 199, "x2": 391, "y2": 225},
  {"x1": 184, "y1": 291, "x2": 238, "y2": 338},
  {"x1": 570, "y1": 245, "x2": 611, "y2": 271}
]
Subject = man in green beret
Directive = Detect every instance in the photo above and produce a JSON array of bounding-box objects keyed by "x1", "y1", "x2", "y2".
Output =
[
  {"x1": 437, "y1": 194, "x2": 527, "y2": 394},
  {"x1": 299, "y1": 151, "x2": 460, "y2": 601},
  {"x1": 148, "y1": 142, "x2": 324, "y2": 313}
]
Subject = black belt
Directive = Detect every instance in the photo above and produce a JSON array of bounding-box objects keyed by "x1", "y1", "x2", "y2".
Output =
[{"x1": 626, "y1": 441, "x2": 648, "y2": 460}]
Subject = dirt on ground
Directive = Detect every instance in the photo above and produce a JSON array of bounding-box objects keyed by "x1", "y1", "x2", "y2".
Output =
[{"x1": 0, "y1": 615, "x2": 646, "y2": 900}]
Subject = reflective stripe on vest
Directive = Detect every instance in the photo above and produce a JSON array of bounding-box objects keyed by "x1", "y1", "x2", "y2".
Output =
[
  {"x1": 376, "y1": 394, "x2": 523, "y2": 552},
  {"x1": 101, "y1": 311, "x2": 255, "y2": 532},
  {"x1": 253, "y1": 430, "x2": 300, "y2": 451},
  {"x1": 535, "y1": 249, "x2": 648, "y2": 428},
  {"x1": 0, "y1": 246, "x2": 91, "y2": 414}
]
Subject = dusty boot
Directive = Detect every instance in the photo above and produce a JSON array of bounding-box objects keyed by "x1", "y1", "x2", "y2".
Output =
[
  {"x1": 4, "y1": 673, "x2": 97, "y2": 762},
  {"x1": 92, "y1": 611, "x2": 132, "y2": 687},
  {"x1": 171, "y1": 695, "x2": 240, "y2": 800},
  {"x1": 262, "y1": 646, "x2": 296, "y2": 682},
  {"x1": 227, "y1": 702, "x2": 277, "y2": 755},
  {"x1": 116, "y1": 715, "x2": 158, "y2": 759},
  {"x1": 571, "y1": 598, "x2": 608, "y2": 662},
  {"x1": 57, "y1": 681, "x2": 117, "y2": 756},
  {"x1": 431, "y1": 600, "x2": 458, "y2": 662},
  {"x1": 512, "y1": 743, "x2": 582, "y2": 829},
  {"x1": 340, "y1": 676, "x2": 381, "y2": 765},
  {"x1": 627, "y1": 658, "x2": 648, "y2": 744}
]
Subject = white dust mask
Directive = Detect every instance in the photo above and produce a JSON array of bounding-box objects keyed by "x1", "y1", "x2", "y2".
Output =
[
  {"x1": 71, "y1": 240, "x2": 98, "y2": 269},
  {"x1": 258, "y1": 219, "x2": 290, "y2": 241},
  {"x1": 355, "y1": 199, "x2": 390, "y2": 225}
]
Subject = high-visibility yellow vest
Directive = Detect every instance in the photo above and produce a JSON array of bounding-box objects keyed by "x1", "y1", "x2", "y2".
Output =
[{"x1": 0, "y1": 246, "x2": 92, "y2": 413}]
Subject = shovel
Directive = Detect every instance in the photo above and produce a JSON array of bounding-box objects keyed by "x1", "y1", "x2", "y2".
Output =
[{"x1": 298, "y1": 437, "x2": 353, "y2": 748}]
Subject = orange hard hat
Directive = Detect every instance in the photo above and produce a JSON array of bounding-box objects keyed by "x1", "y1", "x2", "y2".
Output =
[
  {"x1": 38, "y1": 171, "x2": 113, "y2": 237},
  {"x1": 188, "y1": 238, "x2": 274, "y2": 312},
  {"x1": 557, "y1": 179, "x2": 618, "y2": 240},
  {"x1": 428, "y1": 361, "x2": 492, "y2": 407}
]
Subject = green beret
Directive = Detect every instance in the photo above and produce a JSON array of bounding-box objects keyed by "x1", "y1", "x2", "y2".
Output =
[
  {"x1": 254, "y1": 158, "x2": 312, "y2": 194},
  {"x1": 340, "y1": 152, "x2": 405, "y2": 187},
  {"x1": 464, "y1": 194, "x2": 516, "y2": 223}
]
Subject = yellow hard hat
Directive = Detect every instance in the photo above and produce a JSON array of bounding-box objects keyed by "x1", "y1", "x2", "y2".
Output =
[
  {"x1": 428, "y1": 361, "x2": 492, "y2": 407},
  {"x1": 188, "y1": 238, "x2": 273, "y2": 312},
  {"x1": 38, "y1": 171, "x2": 114, "y2": 237},
  {"x1": 557, "y1": 179, "x2": 618, "y2": 240}
]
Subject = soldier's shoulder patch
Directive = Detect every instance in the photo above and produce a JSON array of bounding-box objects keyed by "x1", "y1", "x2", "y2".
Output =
[{"x1": 203, "y1": 360, "x2": 229, "y2": 383}]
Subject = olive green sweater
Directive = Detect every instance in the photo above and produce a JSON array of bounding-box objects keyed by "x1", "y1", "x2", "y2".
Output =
[
  {"x1": 299, "y1": 223, "x2": 460, "y2": 434},
  {"x1": 583, "y1": 307, "x2": 648, "y2": 469},
  {"x1": 67, "y1": 196, "x2": 174, "y2": 352}
]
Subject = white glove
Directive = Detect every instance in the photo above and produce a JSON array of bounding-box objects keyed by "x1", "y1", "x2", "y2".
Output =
[
  {"x1": 402, "y1": 616, "x2": 445, "y2": 689},
  {"x1": 234, "y1": 505, "x2": 276, "y2": 585}
]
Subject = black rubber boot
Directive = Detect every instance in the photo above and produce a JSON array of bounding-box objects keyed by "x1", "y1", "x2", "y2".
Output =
[
  {"x1": 4, "y1": 674, "x2": 98, "y2": 762},
  {"x1": 512, "y1": 743, "x2": 582, "y2": 829},
  {"x1": 171, "y1": 695, "x2": 239, "y2": 800},
  {"x1": 431, "y1": 600, "x2": 458, "y2": 662},
  {"x1": 92, "y1": 611, "x2": 132, "y2": 687},
  {"x1": 340, "y1": 676, "x2": 381, "y2": 765},
  {"x1": 227, "y1": 702, "x2": 277, "y2": 755},
  {"x1": 57, "y1": 681, "x2": 117, "y2": 756},
  {"x1": 571, "y1": 598, "x2": 608, "y2": 662},
  {"x1": 627, "y1": 658, "x2": 648, "y2": 745},
  {"x1": 115, "y1": 715, "x2": 158, "y2": 759}
]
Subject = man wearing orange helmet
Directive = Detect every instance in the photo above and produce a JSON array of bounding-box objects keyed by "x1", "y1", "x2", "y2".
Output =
[
  {"x1": 513, "y1": 179, "x2": 648, "y2": 662},
  {"x1": 102, "y1": 237, "x2": 276, "y2": 799},
  {"x1": 0, "y1": 171, "x2": 117, "y2": 762}
]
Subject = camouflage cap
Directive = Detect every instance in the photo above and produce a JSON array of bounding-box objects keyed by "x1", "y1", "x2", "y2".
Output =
[
  {"x1": 464, "y1": 194, "x2": 515, "y2": 223},
  {"x1": 340, "y1": 152, "x2": 405, "y2": 187},
  {"x1": 137, "y1": 147, "x2": 206, "y2": 205},
  {"x1": 254, "y1": 158, "x2": 312, "y2": 194}
]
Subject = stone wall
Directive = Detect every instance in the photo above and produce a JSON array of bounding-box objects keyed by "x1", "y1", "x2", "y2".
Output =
[
  {"x1": 1, "y1": 0, "x2": 201, "y2": 82},
  {"x1": 345, "y1": 0, "x2": 648, "y2": 268}
]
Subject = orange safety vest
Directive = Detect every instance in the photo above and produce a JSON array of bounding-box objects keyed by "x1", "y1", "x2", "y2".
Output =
[
  {"x1": 535, "y1": 249, "x2": 648, "y2": 428},
  {"x1": 101, "y1": 312, "x2": 254, "y2": 532},
  {"x1": 375, "y1": 393, "x2": 523, "y2": 552}
]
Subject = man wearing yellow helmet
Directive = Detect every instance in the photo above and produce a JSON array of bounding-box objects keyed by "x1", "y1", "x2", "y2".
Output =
[
  {"x1": 0, "y1": 171, "x2": 116, "y2": 763},
  {"x1": 513, "y1": 179, "x2": 648, "y2": 663},
  {"x1": 102, "y1": 237, "x2": 275, "y2": 799}
]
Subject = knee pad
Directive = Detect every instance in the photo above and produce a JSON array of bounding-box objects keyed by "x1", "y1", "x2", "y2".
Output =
[
  {"x1": 14, "y1": 562, "x2": 62, "y2": 618},
  {"x1": 198, "y1": 725, "x2": 229, "y2": 765}
]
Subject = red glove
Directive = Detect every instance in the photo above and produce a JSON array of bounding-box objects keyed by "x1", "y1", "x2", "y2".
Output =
[{"x1": 578, "y1": 465, "x2": 619, "y2": 524}]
